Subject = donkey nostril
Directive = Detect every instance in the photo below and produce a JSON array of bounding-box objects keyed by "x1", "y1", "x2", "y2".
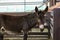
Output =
[{"x1": 2, "y1": 29, "x2": 5, "y2": 32}]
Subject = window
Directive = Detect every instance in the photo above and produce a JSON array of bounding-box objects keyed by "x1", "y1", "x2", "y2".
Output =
[{"x1": 0, "y1": 0, "x2": 47, "y2": 12}]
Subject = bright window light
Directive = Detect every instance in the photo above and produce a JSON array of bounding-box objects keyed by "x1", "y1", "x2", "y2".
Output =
[{"x1": 0, "y1": 0, "x2": 47, "y2": 12}]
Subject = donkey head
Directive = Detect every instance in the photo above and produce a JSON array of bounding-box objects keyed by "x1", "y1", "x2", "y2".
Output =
[
  {"x1": 35, "y1": 6, "x2": 48, "y2": 17},
  {"x1": 35, "y1": 6, "x2": 48, "y2": 31}
]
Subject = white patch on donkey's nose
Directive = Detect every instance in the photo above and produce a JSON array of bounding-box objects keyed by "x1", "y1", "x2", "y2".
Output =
[
  {"x1": 1, "y1": 26, "x2": 5, "y2": 30},
  {"x1": 39, "y1": 24, "x2": 44, "y2": 29}
]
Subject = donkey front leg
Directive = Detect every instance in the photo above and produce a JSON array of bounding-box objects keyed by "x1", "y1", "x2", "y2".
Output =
[
  {"x1": 23, "y1": 21, "x2": 28, "y2": 40},
  {"x1": 23, "y1": 31, "x2": 28, "y2": 40},
  {"x1": 0, "y1": 32, "x2": 3, "y2": 40}
]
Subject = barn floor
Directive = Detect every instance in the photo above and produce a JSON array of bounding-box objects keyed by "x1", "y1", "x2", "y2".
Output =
[{"x1": 3, "y1": 28, "x2": 52, "y2": 40}]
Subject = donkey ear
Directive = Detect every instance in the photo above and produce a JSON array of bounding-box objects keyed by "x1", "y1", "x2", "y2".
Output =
[
  {"x1": 43, "y1": 6, "x2": 48, "y2": 12},
  {"x1": 35, "y1": 6, "x2": 38, "y2": 12}
]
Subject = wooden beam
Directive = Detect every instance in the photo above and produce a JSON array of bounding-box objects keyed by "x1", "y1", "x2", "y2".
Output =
[
  {"x1": 48, "y1": 2, "x2": 60, "y2": 12},
  {"x1": 53, "y1": 0, "x2": 56, "y2": 5},
  {"x1": 49, "y1": 0, "x2": 56, "y2": 7},
  {"x1": 49, "y1": 0, "x2": 53, "y2": 6}
]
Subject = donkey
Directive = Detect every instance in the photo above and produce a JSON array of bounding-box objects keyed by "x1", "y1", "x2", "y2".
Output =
[{"x1": 0, "y1": 6, "x2": 48, "y2": 40}]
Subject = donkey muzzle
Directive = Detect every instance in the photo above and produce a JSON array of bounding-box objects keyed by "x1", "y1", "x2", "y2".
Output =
[{"x1": 39, "y1": 24, "x2": 44, "y2": 29}]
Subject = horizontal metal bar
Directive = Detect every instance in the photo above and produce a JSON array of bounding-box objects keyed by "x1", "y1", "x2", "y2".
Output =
[
  {"x1": 4, "y1": 37, "x2": 48, "y2": 39},
  {"x1": 0, "y1": 2, "x2": 43, "y2": 5}
]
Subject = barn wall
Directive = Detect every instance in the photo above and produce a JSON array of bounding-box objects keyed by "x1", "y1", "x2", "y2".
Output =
[{"x1": 53, "y1": 8, "x2": 60, "y2": 40}]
